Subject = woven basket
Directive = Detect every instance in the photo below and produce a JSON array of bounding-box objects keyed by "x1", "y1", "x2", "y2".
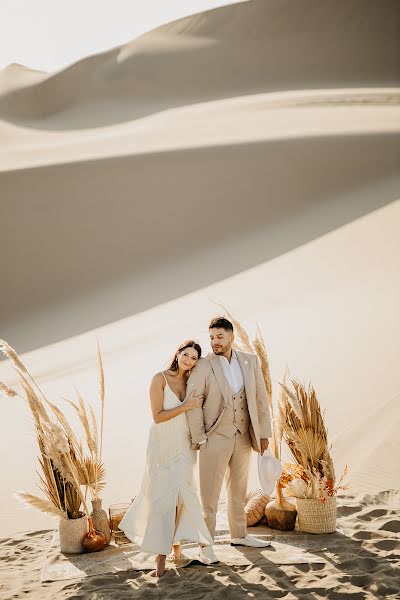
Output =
[{"x1": 296, "y1": 496, "x2": 337, "y2": 533}]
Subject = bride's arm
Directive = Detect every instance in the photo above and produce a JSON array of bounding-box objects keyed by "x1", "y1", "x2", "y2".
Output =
[{"x1": 150, "y1": 373, "x2": 202, "y2": 424}]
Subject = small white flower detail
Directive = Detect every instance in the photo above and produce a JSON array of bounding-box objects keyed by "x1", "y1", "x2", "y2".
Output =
[{"x1": 244, "y1": 360, "x2": 248, "y2": 365}]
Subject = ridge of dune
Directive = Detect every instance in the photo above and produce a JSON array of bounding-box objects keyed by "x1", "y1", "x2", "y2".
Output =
[
  {"x1": 0, "y1": 63, "x2": 48, "y2": 95},
  {"x1": 0, "y1": 0, "x2": 398, "y2": 125},
  {"x1": 1, "y1": 87, "x2": 399, "y2": 172}
]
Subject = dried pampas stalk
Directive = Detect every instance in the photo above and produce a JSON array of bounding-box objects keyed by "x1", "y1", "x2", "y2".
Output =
[
  {"x1": 0, "y1": 340, "x2": 28, "y2": 373},
  {"x1": 19, "y1": 378, "x2": 48, "y2": 432},
  {"x1": 88, "y1": 404, "x2": 99, "y2": 455},
  {"x1": 46, "y1": 400, "x2": 80, "y2": 450},
  {"x1": 253, "y1": 325, "x2": 272, "y2": 400},
  {"x1": 1, "y1": 340, "x2": 50, "y2": 410},
  {"x1": 0, "y1": 381, "x2": 18, "y2": 398},
  {"x1": 76, "y1": 392, "x2": 97, "y2": 456},
  {"x1": 15, "y1": 491, "x2": 66, "y2": 519},
  {"x1": 97, "y1": 339, "x2": 105, "y2": 462},
  {"x1": 278, "y1": 382, "x2": 302, "y2": 420}
]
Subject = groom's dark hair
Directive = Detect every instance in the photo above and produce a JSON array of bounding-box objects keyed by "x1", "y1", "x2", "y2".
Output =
[{"x1": 209, "y1": 316, "x2": 234, "y2": 332}]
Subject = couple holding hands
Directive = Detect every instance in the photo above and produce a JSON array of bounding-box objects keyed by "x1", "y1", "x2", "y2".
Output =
[{"x1": 120, "y1": 316, "x2": 272, "y2": 577}]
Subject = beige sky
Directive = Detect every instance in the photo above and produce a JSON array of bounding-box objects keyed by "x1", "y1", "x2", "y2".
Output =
[{"x1": 0, "y1": 0, "x2": 242, "y2": 72}]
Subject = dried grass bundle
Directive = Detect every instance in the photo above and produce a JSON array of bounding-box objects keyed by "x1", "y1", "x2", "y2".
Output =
[
  {"x1": 278, "y1": 380, "x2": 331, "y2": 475},
  {"x1": 63, "y1": 342, "x2": 106, "y2": 499},
  {"x1": 1, "y1": 339, "x2": 107, "y2": 519},
  {"x1": 277, "y1": 378, "x2": 348, "y2": 500}
]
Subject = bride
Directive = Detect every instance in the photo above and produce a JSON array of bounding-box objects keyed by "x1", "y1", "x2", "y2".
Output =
[{"x1": 119, "y1": 340, "x2": 213, "y2": 577}]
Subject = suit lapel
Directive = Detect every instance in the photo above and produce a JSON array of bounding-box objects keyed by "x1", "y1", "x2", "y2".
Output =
[
  {"x1": 208, "y1": 352, "x2": 230, "y2": 407},
  {"x1": 236, "y1": 351, "x2": 254, "y2": 399}
]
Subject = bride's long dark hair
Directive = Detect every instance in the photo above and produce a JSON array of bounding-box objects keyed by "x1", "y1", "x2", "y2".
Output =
[{"x1": 167, "y1": 340, "x2": 202, "y2": 374}]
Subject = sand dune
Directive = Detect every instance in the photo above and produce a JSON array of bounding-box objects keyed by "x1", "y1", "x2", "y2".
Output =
[
  {"x1": 1, "y1": 0, "x2": 399, "y2": 356},
  {"x1": 0, "y1": 63, "x2": 47, "y2": 95},
  {"x1": 332, "y1": 393, "x2": 400, "y2": 492}
]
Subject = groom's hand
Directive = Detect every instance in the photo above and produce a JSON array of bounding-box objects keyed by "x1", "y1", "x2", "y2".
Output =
[{"x1": 260, "y1": 438, "x2": 269, "y2": 454}]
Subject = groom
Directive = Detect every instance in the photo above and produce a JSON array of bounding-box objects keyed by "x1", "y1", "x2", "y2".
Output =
[{"x1": 186, "y1": 316, "x2": 272, "y2": 562}]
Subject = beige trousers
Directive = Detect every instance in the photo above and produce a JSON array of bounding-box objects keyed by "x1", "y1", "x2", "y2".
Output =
[{"x1": 199, "y1": 430, "x2": 252, "y2": 540}]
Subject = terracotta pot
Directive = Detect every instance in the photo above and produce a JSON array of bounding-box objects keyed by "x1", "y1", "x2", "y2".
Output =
[
  {"x1": 59, "y1": 514, "x2": 89, "y2": 554},
  {"x1": 82, "y1": 517, "x2": 107, "y2": 553},
  {"x1": 90, "y1": 498, "x2": 111, "y2": 545}
]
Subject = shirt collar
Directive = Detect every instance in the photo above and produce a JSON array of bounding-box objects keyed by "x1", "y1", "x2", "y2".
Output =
[{"x1": 219, "y1": 349, "x2": 238, "y2": 364}]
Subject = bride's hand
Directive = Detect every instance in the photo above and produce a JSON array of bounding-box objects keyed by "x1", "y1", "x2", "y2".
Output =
[{"x1": 184, "y1": 390, "x2": 204, "y2": 410}]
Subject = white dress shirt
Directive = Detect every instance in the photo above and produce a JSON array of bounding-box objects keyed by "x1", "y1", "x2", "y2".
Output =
[{"x1": 219, "y1": 350, "x2": 244, "y2": 394}]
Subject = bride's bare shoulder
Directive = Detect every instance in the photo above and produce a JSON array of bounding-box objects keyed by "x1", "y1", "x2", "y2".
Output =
[{"x1": 151, "y1": 371, "x2": 166, "y2": 387}]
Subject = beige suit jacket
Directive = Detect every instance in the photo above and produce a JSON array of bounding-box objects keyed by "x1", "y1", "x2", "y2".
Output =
[{"x1": 185, "y1": 350, "x2": 272, "y2": 452}]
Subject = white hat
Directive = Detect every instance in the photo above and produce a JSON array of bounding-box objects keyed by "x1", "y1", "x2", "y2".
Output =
[{"x1": 257, "y1": 448, "x2": 282, "y2": 495}]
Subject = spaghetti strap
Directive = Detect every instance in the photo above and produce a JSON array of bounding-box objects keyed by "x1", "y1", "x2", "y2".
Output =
[{"x1": 161, "y1": 371, "x2": 167, "y2": 383}]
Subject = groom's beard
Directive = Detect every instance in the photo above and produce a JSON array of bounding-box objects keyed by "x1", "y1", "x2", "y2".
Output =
[{"x1": 212, "y1": 343, "x2": 231, "y2": 356}]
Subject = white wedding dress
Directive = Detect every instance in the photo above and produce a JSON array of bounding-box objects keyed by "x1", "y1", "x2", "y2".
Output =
[{"x1": 119, "y1": 373, "x2": 212, "y2": 555}]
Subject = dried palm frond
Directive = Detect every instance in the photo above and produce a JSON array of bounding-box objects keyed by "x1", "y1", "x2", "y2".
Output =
[
  {"x1": 277, "y1": 378, "x2": 334, "y2": 487},
  {"x1": 79, "y1": 457, "x2": 106, "y2": 492}
]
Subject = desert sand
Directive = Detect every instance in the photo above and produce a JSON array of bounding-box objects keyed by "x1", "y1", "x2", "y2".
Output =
[
  {"x1": 0, "y1": 0, "x2": 399, "y2": 598},
  {"x1": 1, "y1": 491, "x2": 399, "y2": 599}
]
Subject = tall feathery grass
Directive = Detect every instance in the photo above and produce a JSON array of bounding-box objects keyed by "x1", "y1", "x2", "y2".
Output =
[{"x1": 0, "y1": 339, "x2": 106, "y2": 519}]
